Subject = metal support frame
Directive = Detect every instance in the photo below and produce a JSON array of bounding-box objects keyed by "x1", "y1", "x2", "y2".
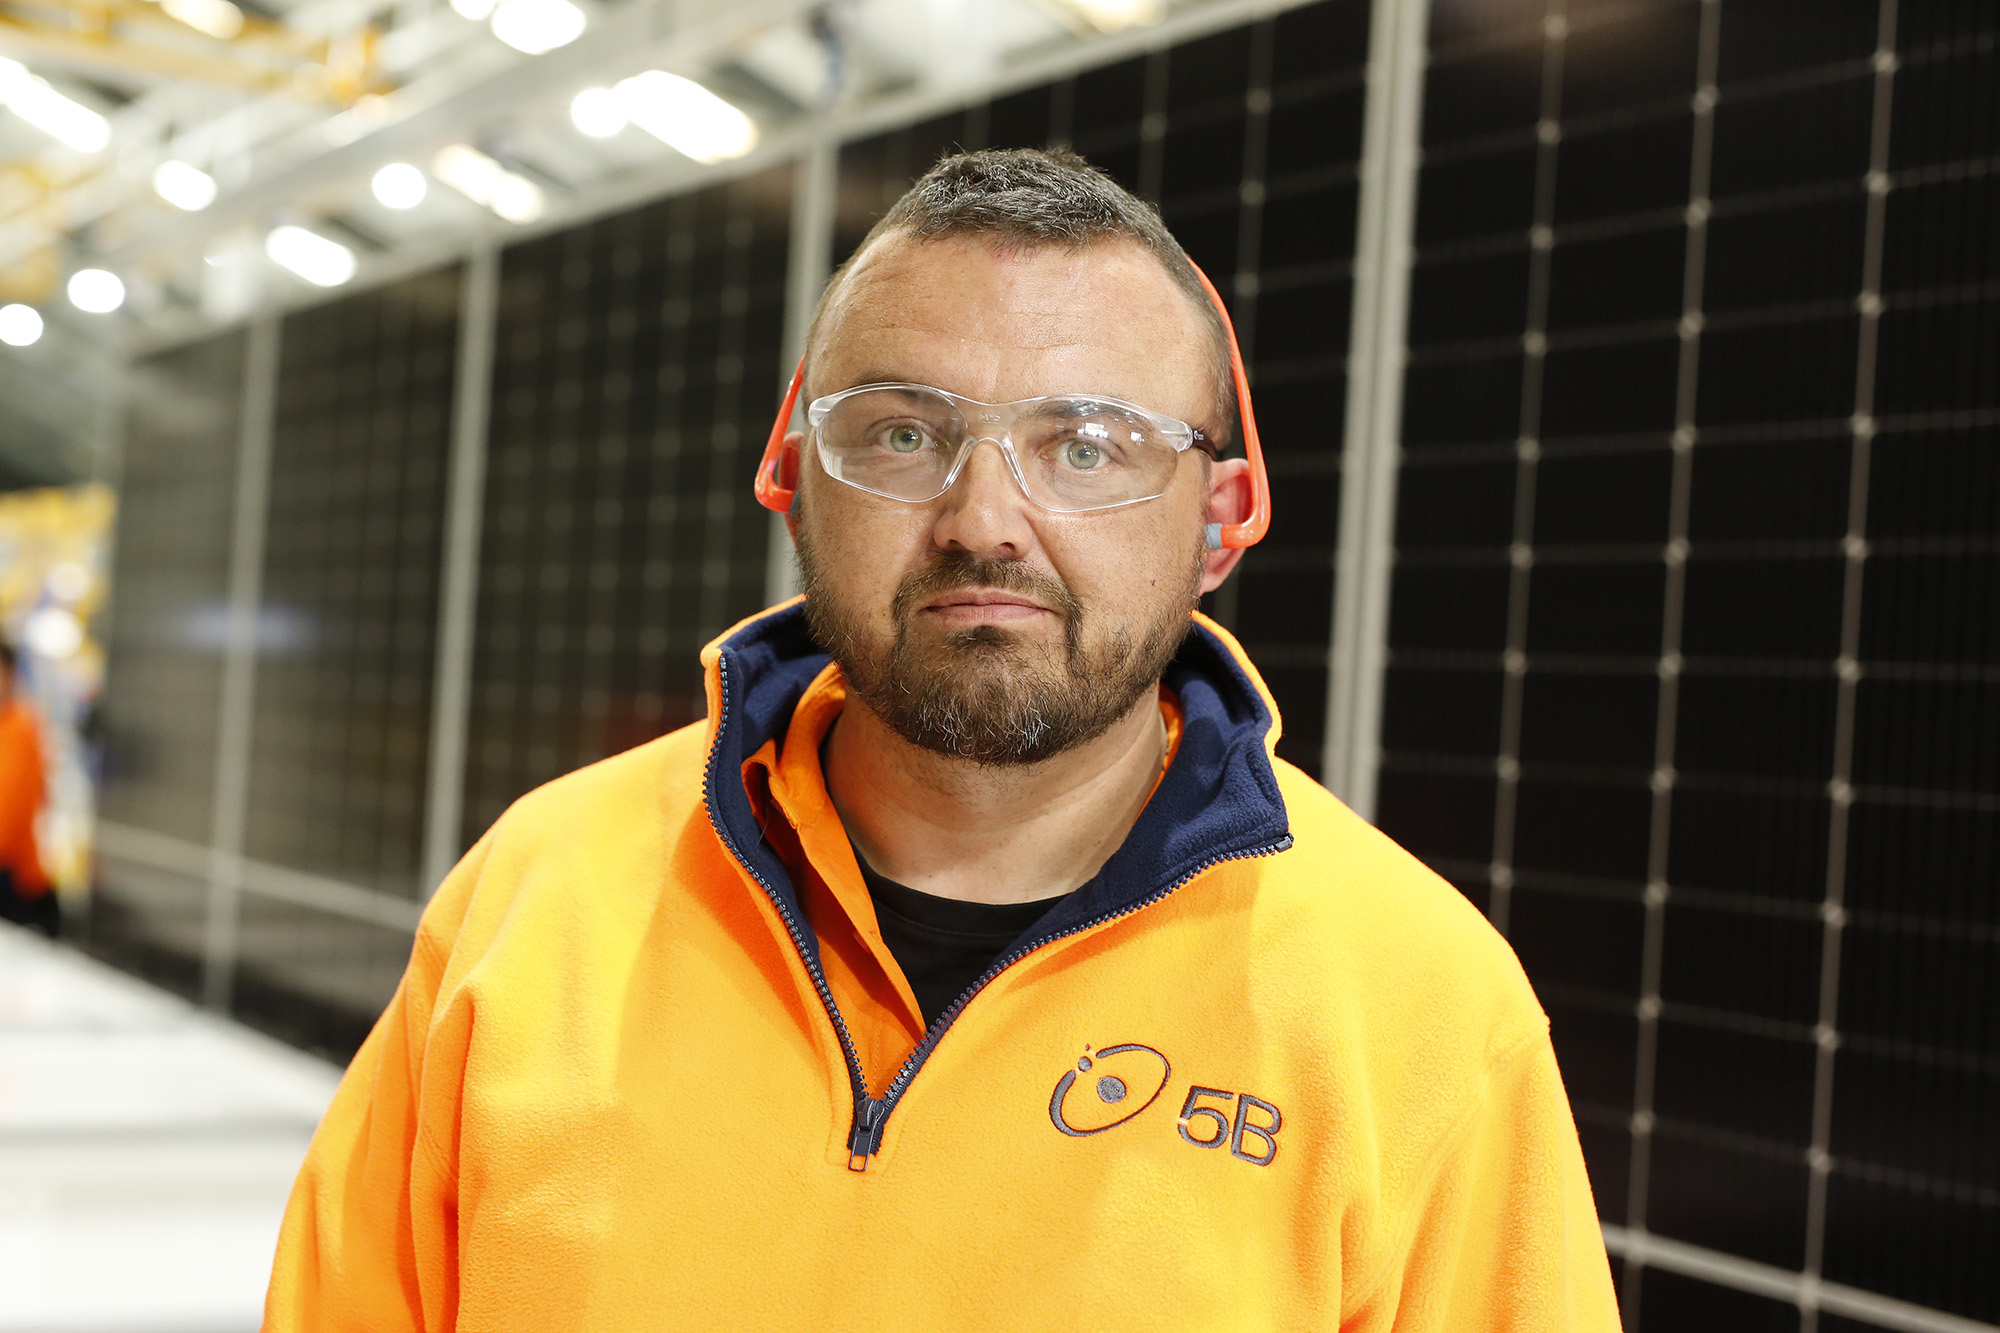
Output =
[
  {"x1": 1621, "y1": 0, "x2": 1723, "y2": 1290},
  {"x1": 200, "y1": 311, "x2": 278, "y2": 1013},
  {"x1": 125, "y1": 0, "x2": 1325, "y2": 361},
  {"x1": 88, "y1": 0, "x2": 829, "y2": 276},
  {"x1": 1604, "y1": 1226, "x2": 1999, "y2": 1333},
  {"x1": 765, "y1": 131, "x2": 837, "y2": 609},
  {"x1": 105, "y1": 820, "x2": 422, "y2": 934},
  {"x1": 420, "y1": 243, "x2": 500, "y2": 898},
  {"x1": 1321, "y1": 0, "x2": 1426, "y2": 817},
  {"x1": 1801, "y1": 2, "x2": 1900, "y2": 1322}
]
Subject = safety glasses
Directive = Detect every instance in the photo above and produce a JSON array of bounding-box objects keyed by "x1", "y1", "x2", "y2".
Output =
[
  {"x1": 807, "y1": 382, "x2": 1210, "y2": 514},
  {"x1": 753, "y1": 257, "x2": 1271, "y2": 549}
]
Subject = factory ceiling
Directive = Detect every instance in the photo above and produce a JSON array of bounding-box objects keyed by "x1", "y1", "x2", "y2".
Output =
[{"x1": 0, "y1": 0, "x2": 1232, "y2": 484}]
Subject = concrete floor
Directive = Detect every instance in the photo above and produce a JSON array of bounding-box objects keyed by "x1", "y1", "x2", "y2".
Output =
[{"x1": 0, "y1": 923, "x2": 341, "y2": 1333}]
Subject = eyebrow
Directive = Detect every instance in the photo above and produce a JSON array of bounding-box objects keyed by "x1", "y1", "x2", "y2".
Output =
[{"x1": 826, "y1": 376, "x2": 1221, "y2": 450}]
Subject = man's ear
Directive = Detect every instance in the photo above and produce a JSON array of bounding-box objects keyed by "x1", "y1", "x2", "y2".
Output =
[
  {"x1": 1199, "y1": 457, "x2": 1253, "y2": 593},
  {"x1": 780, "y1": 429, "x2": 804, "y2": 539}
]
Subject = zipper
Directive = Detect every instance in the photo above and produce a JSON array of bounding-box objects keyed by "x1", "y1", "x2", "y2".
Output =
[
  {"x1": 704, "y1": 648, "x2": 1292, "y2": 1174},
  {"x1": 701, "y1": 655, "x2": 875, "y2": 1134},
  {"x1": 849, "y1": 836, "x2": 1290, "y2": 1169}
]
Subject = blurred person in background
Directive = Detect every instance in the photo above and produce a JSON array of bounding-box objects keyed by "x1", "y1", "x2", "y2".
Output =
[{"x1": 0, "y1": 641, "x2": 53, "y2": 936}]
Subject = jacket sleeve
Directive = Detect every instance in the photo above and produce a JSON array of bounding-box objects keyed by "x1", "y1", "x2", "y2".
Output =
[
  {"x1": 1349, "y1": 1032, "x2": 1625, "y2": 1332},
  {"x1": 262, "y1": 862, "x2": 479, "y2": 1333}
]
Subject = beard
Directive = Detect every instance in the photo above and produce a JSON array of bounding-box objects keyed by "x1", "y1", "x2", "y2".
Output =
[{"x1": 795, "y1": 517, "x2": 1201, "y2": 767}]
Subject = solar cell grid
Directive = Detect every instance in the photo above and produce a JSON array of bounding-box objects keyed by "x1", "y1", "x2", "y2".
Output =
[
  {"x1": 460, "y1": 166, "x2": 791, "y2": 850},
  {"x1": 92, "y1": 332, "x2": 246, "y2": 1003},
  {"x1": 1380, "y1": 0, "x2": 1999, "y2": 1323},
  {"x1": 99, "y1": 333, "x2": 243, "y2": 845},
  {"x1": 248, "y1": 269, "x2": 460, "y2": 902}
]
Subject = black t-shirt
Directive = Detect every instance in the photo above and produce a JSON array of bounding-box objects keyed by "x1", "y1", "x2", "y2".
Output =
[{"x1": 855, "y1": 853, "x2": 1068, "y2": 1029}]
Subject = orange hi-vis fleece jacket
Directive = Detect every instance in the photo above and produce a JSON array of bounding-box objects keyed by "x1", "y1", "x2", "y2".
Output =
[{"x1": 266, "y1": 603, "x2": 1621, "y2": 1331}]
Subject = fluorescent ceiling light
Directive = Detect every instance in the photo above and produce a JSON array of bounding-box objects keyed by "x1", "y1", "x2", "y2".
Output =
[
  {"x1": 67, "y1": 269, "x2": 124, "y2": 313},
  {"x1": 0, "y1": 304, "x2": 42, "y2": 347},
  {"x1": 432, "y1": 144, "x2": 544, "y2": 224},
  {"x1": 1060, "y1": 0, "x2": 1163, "y2": 32},
  {"x1": 614, "y1": 71, "x2": 757, "y2": 164},
  {"x1": 161, "y1": 0, "x2": 245, "y2": 39},
  {"x1": 24, "y1": 607, "x2": 82, "y2": 659},
  {"x1": 153, "y1": 159, "x2": 218, "y2": 211},
  {"x1": 0, "y1": 58, "x2": 110, "y2": 153},
  {"x1": 266, "y1": 226, "x2": 356, "y2": 287},
  {"x1": 489, "y1": 0, "x2": 585, "y2": 55},
  {"x1": 570, "y1": 87, "x2": 625, "y2": 138},
  {"x1": 372, "y1": 162, "x2": 428, "y2": 209}
]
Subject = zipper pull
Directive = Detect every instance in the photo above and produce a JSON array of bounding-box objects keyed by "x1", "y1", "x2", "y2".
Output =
[{"x1": 847, "y1": 1096, "x2": 887, "y2": 1172}]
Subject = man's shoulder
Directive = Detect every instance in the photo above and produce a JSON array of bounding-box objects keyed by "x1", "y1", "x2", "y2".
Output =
[
  {"x1": 424, "y1": 720, "x2": 720, "y2": 944},
  {"x1": 488, "y1": 718, "x2": 713, "y2": 842},
  {"x1": 1250, "y1": 760, "x2": 1544, "y2": 1044}
]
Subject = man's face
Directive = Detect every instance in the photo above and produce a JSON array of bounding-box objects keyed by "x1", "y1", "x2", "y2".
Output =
[{"x1": 792, "y1": 232, "x2": 1239, "y2": 765}]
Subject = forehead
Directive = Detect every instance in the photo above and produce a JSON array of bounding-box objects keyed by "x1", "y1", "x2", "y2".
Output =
[{"x1": 811, "y1": 233, "x2": 1213, "y2": 414}]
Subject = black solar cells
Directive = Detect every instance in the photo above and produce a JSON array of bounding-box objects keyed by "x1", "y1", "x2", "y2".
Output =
[
  {"x1": 1379, "y1": 0, "x2": 1999, "y2": 1322},
  {"x1": 461, "y1": 166, "x2": 792, "y2": 848}
]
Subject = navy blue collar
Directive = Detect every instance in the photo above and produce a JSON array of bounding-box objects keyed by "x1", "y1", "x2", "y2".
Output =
[{"x1": 703, "y1": 602, "x2": 1293, "y2": 965}]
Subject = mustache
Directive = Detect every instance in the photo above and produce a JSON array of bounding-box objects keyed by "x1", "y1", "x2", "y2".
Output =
[{"x1": 889, "y1": 552, "x2": 1082, "y2": 626}]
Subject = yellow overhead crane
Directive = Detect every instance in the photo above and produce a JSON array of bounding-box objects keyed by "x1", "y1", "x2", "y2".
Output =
[
  {"x1": 0, "y1": 0, "x2": 383, "y2": 101},
  {"x1": 0, "y1": 0, "x2": 386, "y2": 301}
]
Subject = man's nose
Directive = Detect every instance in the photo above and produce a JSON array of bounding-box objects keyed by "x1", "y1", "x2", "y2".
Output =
[{"x1": 930, "y1": 437, "x2": 1035, "y2": 557}]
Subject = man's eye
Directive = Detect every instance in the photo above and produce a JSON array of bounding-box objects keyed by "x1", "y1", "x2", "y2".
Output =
[
  {"x1": 882, "y1": 424, "x2": 930, "y2": 453},
  {"x1": 1059, "y1": 438, "x2": 1105, "y2": 470}
]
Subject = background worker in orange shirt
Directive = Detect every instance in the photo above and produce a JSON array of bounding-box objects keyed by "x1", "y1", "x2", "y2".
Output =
[{"x1": 0, "y1": 641, "x2": 54, "y2": 936}]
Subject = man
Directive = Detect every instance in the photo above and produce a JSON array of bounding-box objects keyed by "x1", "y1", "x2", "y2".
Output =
[
  {"x1": 266, "y1": 149, "x2": 1620, "y2": 1329},
  {"x1": 0, "y1": 642, "x2": 54, "y2": 936}
]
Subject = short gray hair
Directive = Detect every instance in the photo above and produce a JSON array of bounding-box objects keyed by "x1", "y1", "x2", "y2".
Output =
[{"x1": 809, "y1": 147, "x2": 1234, "y2": 452}]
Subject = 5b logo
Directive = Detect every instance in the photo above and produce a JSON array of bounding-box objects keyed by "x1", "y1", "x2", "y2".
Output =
[
  {"x1": 1176, "y1": 1085, "x2": 1281, "y2": 1166},
  {"x1": 1049, "y1": 1044, "x2": 1283, "y2": 1166}
]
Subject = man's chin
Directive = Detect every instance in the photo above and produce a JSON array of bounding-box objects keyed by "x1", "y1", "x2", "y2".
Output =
[
  {"x1": 944, "y1": 623, "x2": 1041, "y2": 651},
  {"x1": 894, "y1": 612, "x2": 1059, "y2": 658}
]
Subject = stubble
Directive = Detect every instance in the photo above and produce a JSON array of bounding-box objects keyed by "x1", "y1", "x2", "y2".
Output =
[{"x1": 795, "y1": 517, "x2": 1201, "y2": 766}]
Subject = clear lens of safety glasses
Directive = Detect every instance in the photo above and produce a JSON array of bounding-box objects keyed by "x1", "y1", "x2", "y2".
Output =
[{"x1": 807, "y1": 383, "x2": 1199, "y2": 514}]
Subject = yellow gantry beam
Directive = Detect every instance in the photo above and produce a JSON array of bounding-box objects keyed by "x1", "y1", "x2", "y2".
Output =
[
  {"x1": 0, "y1": 0, "x2": 388, "y2": 296},
  {"x1": 0, "y1": 0, "x2": 384, "y2": 101}
]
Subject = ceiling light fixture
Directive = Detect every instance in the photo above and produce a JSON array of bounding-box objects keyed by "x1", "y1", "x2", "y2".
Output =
[
  {"x1": 432, "y1": 144, "x2": 545, "y2": 224},
  {"x1": 0, "y1": 58, "x2": 110, "y2": 153},
  {"x1": 372, "y1": 162, "x2": 428, "y2": 209},
  {"x1": 67, "y1": 269, "x2": 125, "y2": 313},
  {"x1": 0, "y1": 304, "x2": 43, "y2": 347},
  {"x1": 613, "y1": 71, "x2": 757, "y2": 164},
  {"x1": 25, "y1": 606, "x2": 82, "y2": 659},
  {"x1": 265, "y1": 226, "x2": 356, "y2": 287},
  {"x1": 161, "y1": 0, "x2": 246, "y2": 40},
  {"x1": 489, "y1": 0, "x2": 585, "y2": 55},
  {"x1": 152, "y1": 160, "x2": 218, "y2": 211},
  {"x1": 1061, "y1": 0, "x2": 1164, "y2": 32},
  {"x1": 570, "y1": 87, "x2": 625, "y2": 138}
]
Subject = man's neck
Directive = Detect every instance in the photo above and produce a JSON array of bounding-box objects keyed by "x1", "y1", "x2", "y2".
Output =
[{"x1": 821, "y1": 685, "x2": 1168, "y2": 906}]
